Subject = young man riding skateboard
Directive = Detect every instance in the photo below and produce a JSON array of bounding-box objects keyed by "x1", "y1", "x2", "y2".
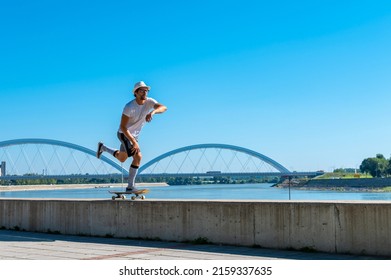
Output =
[{"x1": 96, "y1": 81, "x2": 167, "y2": 193}]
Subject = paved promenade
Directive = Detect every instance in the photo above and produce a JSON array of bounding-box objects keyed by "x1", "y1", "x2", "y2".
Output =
[{"x1": 0, "y1": 230, "x2": 384, "y2": 260}]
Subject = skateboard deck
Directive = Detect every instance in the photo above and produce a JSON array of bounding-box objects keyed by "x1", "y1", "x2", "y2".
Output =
[{"x1": 109, "y1": 189, "x2": 149, "y2": 200}]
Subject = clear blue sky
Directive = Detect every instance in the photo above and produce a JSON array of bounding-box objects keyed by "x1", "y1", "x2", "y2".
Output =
[{"x1": 1, "y1": 0, "x2": 391, "y2": 172}]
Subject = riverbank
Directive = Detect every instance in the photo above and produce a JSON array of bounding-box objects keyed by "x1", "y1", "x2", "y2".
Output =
[
  {"x1": 275, "y1": 177, "x2": 391, "y2": 192},
  {"x1": 0, "y1": 182, "x2": 169, "y2": 192}
]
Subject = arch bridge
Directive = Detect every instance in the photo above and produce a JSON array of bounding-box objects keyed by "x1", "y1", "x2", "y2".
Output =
[{"x1": 0, "y1": 139, "x2": 322, "y2": 180}]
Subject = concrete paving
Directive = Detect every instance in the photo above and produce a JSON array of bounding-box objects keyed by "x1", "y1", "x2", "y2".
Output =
[{"x1": 0, "y1": 229, "x2": 385, "y2": 260}]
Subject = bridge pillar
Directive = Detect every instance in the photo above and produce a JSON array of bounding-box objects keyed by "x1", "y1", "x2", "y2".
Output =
[{"x1": 0, "y1": 161, "x2": 5, "y2": 177}]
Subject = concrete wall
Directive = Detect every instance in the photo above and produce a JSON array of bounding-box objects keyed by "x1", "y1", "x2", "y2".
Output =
[{"x1": 1, "y1": 198, "x2": 390, "y2": 257}]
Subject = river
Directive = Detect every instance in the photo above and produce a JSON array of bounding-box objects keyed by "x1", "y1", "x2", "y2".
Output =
[{"x1": 1, "y1": 183, "x2": 391, "y2": 200}]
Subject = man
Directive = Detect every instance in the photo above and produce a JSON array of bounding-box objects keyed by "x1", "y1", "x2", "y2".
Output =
[{"x1": 96, "y1": 81, "x2": 167, "y2": 192}]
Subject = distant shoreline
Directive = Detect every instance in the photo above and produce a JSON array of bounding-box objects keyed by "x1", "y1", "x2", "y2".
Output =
[
  {"x1": 276, "y1": 185, "x2": 391, "y2": 192},
  {"x1": 274, "y1": 177, "x2": 391, "y2": 192}
]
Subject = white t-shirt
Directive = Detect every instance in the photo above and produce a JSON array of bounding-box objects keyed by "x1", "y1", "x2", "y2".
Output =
[{"x1": 118, "y1": 97, "x2": 158, "y2": 140}]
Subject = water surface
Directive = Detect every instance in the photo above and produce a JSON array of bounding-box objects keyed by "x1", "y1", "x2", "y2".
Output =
[{"x1": 1, "y1": 183, "x2": 391, "y2": 201}]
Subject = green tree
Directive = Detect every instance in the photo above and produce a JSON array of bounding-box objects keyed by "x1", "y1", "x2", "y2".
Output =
[
  {"x1": 387, "y1": 157, "x2": 391, "y2": 176},
  {"x1": 360, "y1": 154, "x2": 389, "y2": 177}
]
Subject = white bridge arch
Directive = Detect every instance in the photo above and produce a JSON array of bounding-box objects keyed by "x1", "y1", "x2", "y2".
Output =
[
  {"x1": 139, "y1": 143, "x2": 290, "y2": 176},
  {"x1": 0, "y1": 139, "x2": 299, "y2": 179}
]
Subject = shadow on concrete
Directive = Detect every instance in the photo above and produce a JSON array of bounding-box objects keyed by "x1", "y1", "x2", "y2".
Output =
[{"x1": 0, "y1": 229, "x2": 386, "y2": 260}]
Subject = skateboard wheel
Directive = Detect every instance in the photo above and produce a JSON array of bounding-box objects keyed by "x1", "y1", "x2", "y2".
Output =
[
  {"x1": 121, "y1": 195, "x2": 126, "y2": 200},
  {"x1": 112, "y1": 196, "x2": 116, "y2": 200},
  {"x1": 131, "y1": 196, "x2": 136, "y2": 200},
  {"x1": 141, "y1": 195, "x2": 145, "y2": 200}
]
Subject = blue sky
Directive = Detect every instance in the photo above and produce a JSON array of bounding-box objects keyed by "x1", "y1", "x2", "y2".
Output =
[{"x1": 1, "y1": 0, "x2": 391, "y2": 172}]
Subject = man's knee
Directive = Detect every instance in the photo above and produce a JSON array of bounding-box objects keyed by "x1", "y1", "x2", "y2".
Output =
[
  {"x1": 135, "y1": 152, "x2": 142, "y2": 160},
  {"x1": 133, "y1": 152, "x2": 142, "y2": 162}
]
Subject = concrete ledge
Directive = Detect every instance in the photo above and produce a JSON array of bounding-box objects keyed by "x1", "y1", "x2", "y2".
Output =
[{"x1": 1, "y1": 199, "x2": 390, "y2": 257}]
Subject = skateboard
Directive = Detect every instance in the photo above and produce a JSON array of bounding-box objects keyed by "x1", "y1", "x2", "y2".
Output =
[{"x1": 109, "y1": 189, "x2": 149, "y2": 200}]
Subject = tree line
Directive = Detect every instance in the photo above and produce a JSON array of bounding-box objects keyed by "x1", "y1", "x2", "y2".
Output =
[{"x1": 1, "y1": 175, "x2": 278, "y2": 186}]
